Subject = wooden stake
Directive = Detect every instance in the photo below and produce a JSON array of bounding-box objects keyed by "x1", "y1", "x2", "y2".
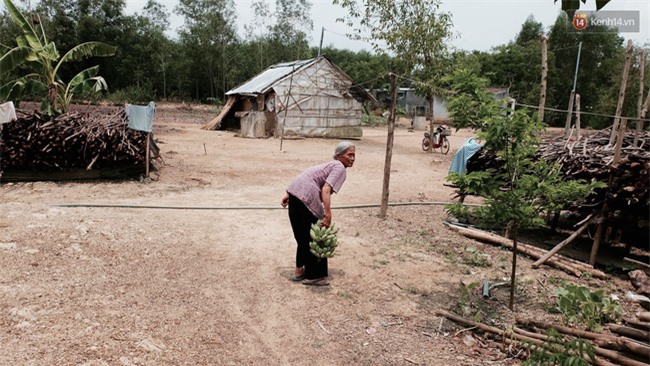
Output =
[
  {"x1": 564, "y1": 90, "x2": 575, "y2": 139},
  {"x1": 509, "y1": 226, "x2": 517, "y2": 311},
  {"x1": 609, "y1": 40, "x2": 634, "y2": 145},
  {"x1": 634, "y1": 51, "x2": 646, "y2": 147},
  {"x1": 539, "y1": 34, "x2": 548, "y2": 122},
  {"x1": 575, "y1": 93, "x2": 581, "y2": 140},
  {"x1": 613, "y1": 118, "x2": 627, "y2": 166},
  {"x1": 145, "y1": 132, "x2": 150, "y2": 178},
  {"x1": 532, "y1": 217, "x2": 592, "y2": 267},
  {"x1": 590, "y1": 220, "x2": 605, "y2": 267},
  {"x1": 379, "y1": 73, "x2": 397, "y2": 219}
]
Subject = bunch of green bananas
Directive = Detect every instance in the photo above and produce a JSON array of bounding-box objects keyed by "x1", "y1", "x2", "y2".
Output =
[{"x1": 309, "y1": 220, "x2": 339, "y2": 259}]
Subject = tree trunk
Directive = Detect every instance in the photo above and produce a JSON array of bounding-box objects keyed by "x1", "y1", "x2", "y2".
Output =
[
  {"x1": 539, "y1": 34, "x2": 548, "y2": 122},
  {"x1": 379, "y1": 73, "x2": 397, "y2": 219},
  {"x1": 509, "y1": 224, "x2": 517, "y2": 311}
]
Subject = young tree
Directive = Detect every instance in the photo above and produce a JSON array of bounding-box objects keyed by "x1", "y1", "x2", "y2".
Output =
[
  {"x1": 445, "y1": 68, "x2": 603, "y2": 310},
  {"x1": 334, "y1": 0, "x2": 454, "y2": 120}
]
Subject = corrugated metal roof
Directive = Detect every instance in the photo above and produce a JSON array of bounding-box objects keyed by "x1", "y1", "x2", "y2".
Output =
[{"x1": 225, "y1": 59, "x2": 315, "y2": 96}]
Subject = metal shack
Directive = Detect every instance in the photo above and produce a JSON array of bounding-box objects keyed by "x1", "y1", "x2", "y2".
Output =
[{"x1": 202, "y1": 56, "x2": 374, "y2": 139}]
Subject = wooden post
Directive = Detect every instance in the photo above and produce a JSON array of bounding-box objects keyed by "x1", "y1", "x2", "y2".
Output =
[
  {"x1": 592, "y1": 121, "x2": 627, "y2": 266},
  {"x1": 279, "y1": 66, "x2": 295, "y2": 152},
  {"x1": 613, "y1": 118, "x2": 626, "y2": 165},
  {"x1": 145, "y1": 132, "x2": 150, "y2": 178},
  {"x1": 428, "y1": 96, "x2": 435, "y2": 154},
  {"x1": 634, "y1": 51, "x2": 646, "y2": 147},
  {"x1": 609, "y1": 40, "x2": 634, "y2": 145},
  {"x1": 379, "y1": 73, "x2": 397, "y2": 219},
  {"x1": 539, "y1": 34, "x2": 548, "y2": 122},
  {"x1": 575, "y1": 93, "x2": 581, "y2": 140},
  {"x1": 638, "y1": 88, "x2": 650, "y2": 147},
  {"x1": 564, "y1": 90, "x2": 575, "y2": 139}
]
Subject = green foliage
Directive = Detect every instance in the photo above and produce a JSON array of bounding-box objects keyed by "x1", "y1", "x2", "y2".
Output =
[
  {"x1": 523, "y1": 329, "x2": 596, "y2": 366},
  {"x1": 334, "y1": 0, "x2": 453, "y2": 117},
  {"x1": 462, "y1": 247, "x2": 491, "y2": 267},
  {"x1": 445, "y1": 69, "x2": 602, "y2": 234},
  {"x1": 360, "y1": 113, "x2": 386, "y2": 127},
  {"x1": 0, "y1": 0, "x2": 115, "y2": 115},
  {"x1": 553, "y1": 283, "x2": 622, "y2": 331},
  {"x1": 106, "y1": 84, "x2": 156, "y2": 105},
  {"x1": 456, "y1": 281, "x2": 482, "y2": 320}
]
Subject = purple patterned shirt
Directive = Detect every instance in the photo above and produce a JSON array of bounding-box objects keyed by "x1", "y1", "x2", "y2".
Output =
[{"x1": 286, "y1": 160, "x2": 347, "y2": 218}]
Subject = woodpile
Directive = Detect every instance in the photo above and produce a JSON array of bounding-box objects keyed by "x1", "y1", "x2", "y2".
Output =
[
  {"x1": 465, "y1": 128, "x2": 649, "y2": 246},
  {"x1": 0, "y1": 110, "x2": 156, "y2": 176},
  {"x1": 437, "y1": 309, "x2": 650, "y2": 366},
  {"x1": 536, "y1": 128, "x2": 649, "y2": 217}
]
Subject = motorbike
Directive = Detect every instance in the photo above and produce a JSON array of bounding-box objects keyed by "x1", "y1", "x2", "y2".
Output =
[{"x1": 421, "y1": 124, "x2": 451, "y2": 154}]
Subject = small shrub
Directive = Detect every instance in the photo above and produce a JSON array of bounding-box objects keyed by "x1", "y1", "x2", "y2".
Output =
[
  {"x1": 523, "y1": 329, "x2": 596, "y2": 366},
  {"x1": 553, "y1": 283, "x2": 621, "y2": 331},
  {"x1": 361, "y1": 114, "x2": 387, "y2": 126}
]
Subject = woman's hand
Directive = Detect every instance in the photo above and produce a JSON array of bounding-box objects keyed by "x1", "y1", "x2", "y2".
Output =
[
  {"x1": 281, "y1": 194, "x2": 289, "y2": 208},
  {"x1": 321, "y1": 212, "x2": 332, "y2": 228}
]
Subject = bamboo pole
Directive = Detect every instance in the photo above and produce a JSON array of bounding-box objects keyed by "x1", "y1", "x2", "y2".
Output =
[
  {"x1": 532, "y1": 218, "x2": 592, "y2": 267},
  {"x1": 608, "y1": 324, "x2": 650, "y2": 343},
  {"x1": 609, "y1": 40, "x2": 634, "y2": 145},
  {"x1": 634, "y1": 51, "x2": 646, "y2": 147},
  {"x1": 539, "y1": 34, "x2": 548, "y2": 122},
  {"x1": 380, "y1": 73, "x2": 397, "y2": 219}
]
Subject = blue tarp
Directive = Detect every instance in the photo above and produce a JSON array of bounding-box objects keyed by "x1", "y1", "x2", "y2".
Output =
[
  {"x1": 126, "y1": 102, "x2": 155, "y2": 132},
  {"x1": 449, "y1": 137, "x2": 482, "y2": 175}
]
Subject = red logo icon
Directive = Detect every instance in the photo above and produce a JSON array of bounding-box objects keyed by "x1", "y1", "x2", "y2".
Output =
[{"x1": 572, "y1": 13, "x2": 588, "y2": 31}]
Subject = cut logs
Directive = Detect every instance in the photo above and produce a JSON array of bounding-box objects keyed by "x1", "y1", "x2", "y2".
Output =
[{"x1": 0, "y1": 109, "x2": 158, "y2": 179}]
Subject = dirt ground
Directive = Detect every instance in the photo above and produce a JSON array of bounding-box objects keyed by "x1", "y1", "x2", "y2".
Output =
[{"x1": 0, "y1": 104, "x2": 644, "y2": 366}]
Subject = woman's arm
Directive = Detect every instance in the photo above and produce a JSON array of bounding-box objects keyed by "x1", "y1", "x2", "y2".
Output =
[
  {"x1": 321, "y1": 183, "x2": 333, "y2": 227},
  {"x1": 281, "y1": 193, "x2": 289, "y2": 208}
]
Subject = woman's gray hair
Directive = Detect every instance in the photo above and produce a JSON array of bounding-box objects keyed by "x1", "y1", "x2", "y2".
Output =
[{"x1": 334, "y1": 141, "x2": 355, "y2": 159}]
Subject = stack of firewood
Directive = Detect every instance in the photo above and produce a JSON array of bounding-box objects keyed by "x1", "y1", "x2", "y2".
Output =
[
  {"x1": 537, "y1": 129, "x2": 649, "y2": 215},
  {"x1": 437, "y1": 310, "x2": 650, "y2": 366},
  {"x1": 1, "y1": 110, "x2": 150, "y2": 171},
  {"x1": 466, "y1": 128, "x2": 650, "y2": 223}
]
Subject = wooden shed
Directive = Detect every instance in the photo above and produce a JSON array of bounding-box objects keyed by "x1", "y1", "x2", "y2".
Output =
[{"x1": 203, "y1": 56, "x2": 374, "y2": 139}]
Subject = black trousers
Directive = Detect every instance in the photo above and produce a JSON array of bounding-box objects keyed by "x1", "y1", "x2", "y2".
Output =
[{"x1": 288, "y1": 194, "x2": 328, "y2": 279}]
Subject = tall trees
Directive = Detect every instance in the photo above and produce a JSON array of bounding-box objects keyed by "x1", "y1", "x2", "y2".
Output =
[
  {"x1": 176, "y1": 0, "x2": 236, "y2": 100},
  {"x1": 548, "y1": 13, "x2": 625, "y2": 127}
]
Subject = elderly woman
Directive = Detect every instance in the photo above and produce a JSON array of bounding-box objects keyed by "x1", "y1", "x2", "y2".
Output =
[{"x1": 281, "y1": 141, "x2": 356, "y2": 286}]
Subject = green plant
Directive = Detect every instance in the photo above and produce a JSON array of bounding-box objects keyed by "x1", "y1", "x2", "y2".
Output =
[
  {"x1": 0, "y1": 0, "x2": 115, "y2": 115},
  {"x1": 523, "y1": 329, "x2": 596, "y2": 366},
  {"x1": 456, "y1": 281, "x2": 480, "y2": 317},
  {"x1": 360, "y1": 113, "x2": 386, "y2": 126},
  {"x1": 553, "y1": 283, "x2": 622, "y2": 331},
  {"x1": 462, "y1": 247, "x2": 491, "y2": 267}
]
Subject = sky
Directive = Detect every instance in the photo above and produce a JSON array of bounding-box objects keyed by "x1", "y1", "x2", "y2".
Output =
[
  {"x1": 118, "y1": 0, "x2": 649, "y2": 52},
  {"x1": 2, "y1": 0, "x2": 646, "y2": 51}
]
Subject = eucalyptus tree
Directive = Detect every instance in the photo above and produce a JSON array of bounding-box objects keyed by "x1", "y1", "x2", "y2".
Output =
[
  {"x1": 243, "y1": 0, "x2": 312, "y2": 72},
  {"x1": 176, "y1": 0, "x2": 237, "y2": 100},
  {"x1": 334, "y1": 0, "x2": 454, "y2": 120}
]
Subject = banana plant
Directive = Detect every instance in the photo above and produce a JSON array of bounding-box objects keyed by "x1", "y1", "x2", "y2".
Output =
[{"x1": 0, "y1": 0, "x2": 116, "y2": 116}]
